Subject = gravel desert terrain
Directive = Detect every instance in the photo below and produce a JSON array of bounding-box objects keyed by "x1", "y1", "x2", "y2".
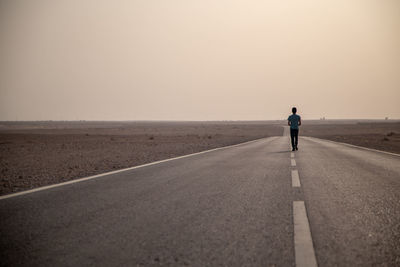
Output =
[
  {"x1": 302, "y1": 120, "x2": 400, "y2": 154},
  {"x1": 1, "y1": 120, "x2": 399, "y2": 196},
  {"x1": 0, "y1": 121, "x2": 282, "y2": 195}
]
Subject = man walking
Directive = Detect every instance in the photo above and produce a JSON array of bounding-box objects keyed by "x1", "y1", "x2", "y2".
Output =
[{"x1": 288, "y1": 107, "x2": 301, "y2": 151}]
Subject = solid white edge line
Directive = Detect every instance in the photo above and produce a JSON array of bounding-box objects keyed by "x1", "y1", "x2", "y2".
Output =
[
  {"x1": 302, "y1": 136, "x2": 400, "y2": 157},
  {"x1": 0, "y1": 136, "x2": 277, "y2": 200},
  {"x1": 291, "y1": 170, "x2": 301, "y2": 187},
  {"x1": 293, "y1": 201, "x2": 318, "y2": 267},
  {"x1": 291, "y1": 158, "x2": 296, "y2": 166}
]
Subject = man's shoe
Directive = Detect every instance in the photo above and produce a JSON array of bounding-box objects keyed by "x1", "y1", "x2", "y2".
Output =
[
  {"x1": 295, "y1": 146, "x2": 298, "y2": 150},
  {"x1": 292, "y1": 148, "x2": 295, "y2": 151}
]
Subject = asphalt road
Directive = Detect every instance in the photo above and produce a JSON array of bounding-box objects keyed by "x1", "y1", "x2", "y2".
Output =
[{"x1": 1, "y1": 128, "x2": 399, "y2": 266}]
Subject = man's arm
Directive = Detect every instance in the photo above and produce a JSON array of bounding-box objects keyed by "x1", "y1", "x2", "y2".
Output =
[
  {"x1": 288, "y1": 118, "x2": 291, "y2": 126},
  {"x1": 299, "y1": 117, "x2": 302, "y2": 126}
]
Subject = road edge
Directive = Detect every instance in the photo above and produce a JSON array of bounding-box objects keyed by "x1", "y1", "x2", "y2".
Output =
[
  {"x1": 303, "y1": 136, "x2": 400, "y2": 157},
  {"x1": 0, "y1": 136, "x2": 277, "y2": 200}
]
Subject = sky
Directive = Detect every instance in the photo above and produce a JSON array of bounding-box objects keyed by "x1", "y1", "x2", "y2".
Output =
[{"x1": 0, "y1": 0, "x2": 399, "y2": 121}]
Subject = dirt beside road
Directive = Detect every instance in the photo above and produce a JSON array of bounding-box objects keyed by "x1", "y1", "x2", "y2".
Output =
[
  {"x1": 2, "y1": 120, "x2": 399, "y2": 196},
  {"x1": 0, "y1": 121, "x2": 283, "y2": 195},
  {"x1": 301, "y1": 121, "x2": 400, "y2": 154}
]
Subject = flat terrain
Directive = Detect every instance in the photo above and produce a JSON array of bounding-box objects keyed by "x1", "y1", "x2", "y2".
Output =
[
  {"x1": 0, "y1": 121, "x2": 282, "y2": 195},
  {"x1": 302, "y1": 120, "x2": 400, "y2": 154},
  {"x1": 1, "y1": 120, "x2": 399, "y2": 196},
  {"x1": 1, "y1": 129, "x2": 399, "y2": 266}
]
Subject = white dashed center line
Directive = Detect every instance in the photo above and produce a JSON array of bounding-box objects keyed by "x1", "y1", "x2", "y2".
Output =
[
  {"x1": 289, "y1": 140, "x2": 317, "y2": 266},
  {"x1": 291, "y1": 158, "x2": 296, "y2": 166},
  {"x1": 291, "y1": 170, "x2": 301, "y2": 187},
  {"x1": 293, "y1": 201, "x2": 318, "y2": 267}
]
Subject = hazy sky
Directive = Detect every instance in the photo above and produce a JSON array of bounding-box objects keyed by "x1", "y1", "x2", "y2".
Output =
[{"x1": 1, "y1": 0, "x2": 399, "y2": 120}]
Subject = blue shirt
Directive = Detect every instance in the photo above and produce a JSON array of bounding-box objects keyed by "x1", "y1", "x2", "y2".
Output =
[{"x1": 288, "y1": 114, "x2": 301, "y2": 129}]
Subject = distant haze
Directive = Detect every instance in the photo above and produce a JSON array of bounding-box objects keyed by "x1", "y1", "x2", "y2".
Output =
[{"x1": 1, "y1": 0, "x2": 399, "y2": 121}]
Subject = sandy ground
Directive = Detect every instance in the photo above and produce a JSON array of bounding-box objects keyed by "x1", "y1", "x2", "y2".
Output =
[
  {"x1": 0, "y1": 121, "x2": 283, "y2": 195},
  {"x1": 1, "y1": 120, "x2": 399, "y2": 196},
  {"x1": 301, "y1": 121, "x2": 400, "y2": 154}
]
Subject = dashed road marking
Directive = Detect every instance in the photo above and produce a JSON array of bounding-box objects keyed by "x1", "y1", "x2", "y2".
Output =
[
  {"x1": 291, "y1": 170, "x2": 301, "y2": 187},
  {"x1": 291, "y1": 158, "x2": 296, "y2": 166},
  {"x1": 293, "y1": 201, "x2": 318, "y2": 267},
  {"x1": 291, "y1": 152, "x2": 295, "y2": 158}
]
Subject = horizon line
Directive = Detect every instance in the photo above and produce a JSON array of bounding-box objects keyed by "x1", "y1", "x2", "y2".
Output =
[{"x1": 1, "y1": 118, "x2": 399, "y2": 123}]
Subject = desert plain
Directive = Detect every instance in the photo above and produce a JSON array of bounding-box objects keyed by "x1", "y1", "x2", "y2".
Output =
[{"x1": 0, "y1": 120, "x2": 399, "y2": 196}]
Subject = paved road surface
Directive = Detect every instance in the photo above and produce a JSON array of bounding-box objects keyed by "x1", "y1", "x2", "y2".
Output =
[{"x1": 1, "y1": 128, "x2": 399, "y2": 266}]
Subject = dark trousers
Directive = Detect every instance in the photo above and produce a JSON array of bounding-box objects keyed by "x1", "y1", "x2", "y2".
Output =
[{"x1": 290, "y1": 128, "x2": 299, "y2": 149}]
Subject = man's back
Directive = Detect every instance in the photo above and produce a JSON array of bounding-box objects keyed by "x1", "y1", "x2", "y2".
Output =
[{"x1": 288, "y1": 114, "x2": 301, "y2": 129}]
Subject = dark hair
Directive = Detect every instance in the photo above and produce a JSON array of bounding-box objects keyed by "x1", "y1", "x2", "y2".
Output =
[{"x1": 292, "y1": 107, "x2": 297, "y2": 114}]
